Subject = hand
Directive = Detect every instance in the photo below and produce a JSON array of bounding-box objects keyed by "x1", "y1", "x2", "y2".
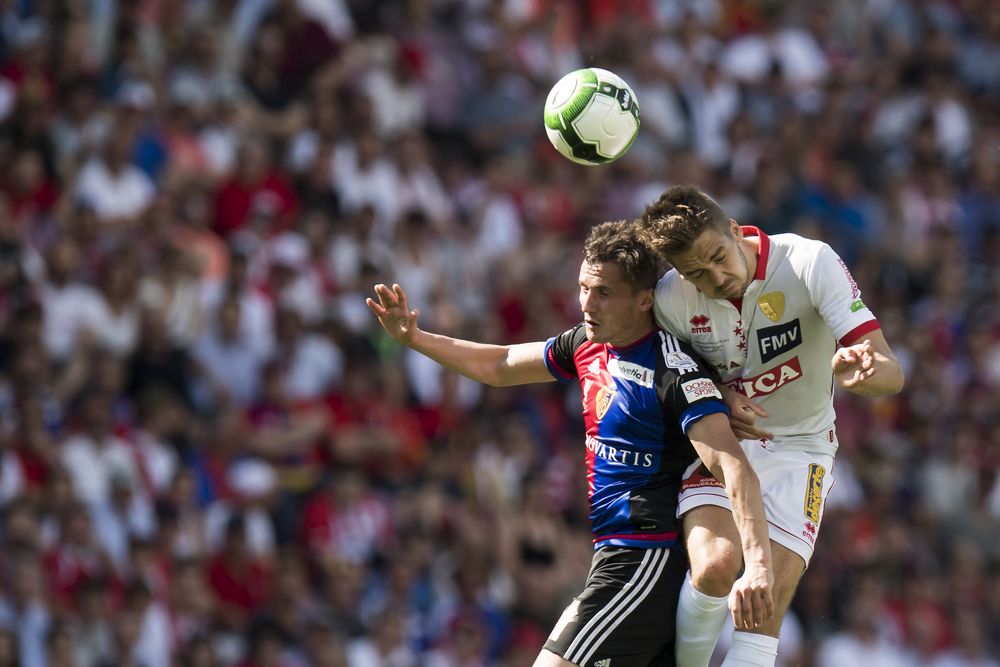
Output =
[
  {"x1": 832, "y1": 339, "x2": 876, "y2": 389},
  {"x1": 720, "y1": 384, "x2": 773, "y2": 440},
  {"x1": 729, "y1": 561, "x2": 775, "y2": 631},
  {"x1": 366, "y1": 283, "x2": 420, "y2": 345}
]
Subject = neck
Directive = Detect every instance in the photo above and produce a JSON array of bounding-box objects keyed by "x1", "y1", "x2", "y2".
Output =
[
  {"x1": 610, "y1": 320, "x2": 656, "y2": 348},
  {"x1": 739, "y1": 237, "x2": 759, "y2": 291}
]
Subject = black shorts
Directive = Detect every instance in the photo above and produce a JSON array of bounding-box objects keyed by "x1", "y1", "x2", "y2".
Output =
[{"x1": 544, "y1": 546, "x2": 687, "y2": 667}]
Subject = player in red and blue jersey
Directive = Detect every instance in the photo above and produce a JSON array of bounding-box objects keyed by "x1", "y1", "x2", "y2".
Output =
[{"x1": 367, "y1": 221, "x2": 774, "y2": 667}]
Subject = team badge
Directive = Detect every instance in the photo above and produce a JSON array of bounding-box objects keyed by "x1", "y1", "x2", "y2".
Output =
[
  {"x1": 595, "y1": 385, "x2": 616, "y2": 420},
  {"x1": 803, "y1": 463, "x2": 826, "y2": 523},
  {"x1": 757, "y1": 292, "x2": 785, "y2": 322}
]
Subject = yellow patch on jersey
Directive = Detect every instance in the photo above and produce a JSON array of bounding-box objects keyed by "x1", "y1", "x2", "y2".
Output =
[
  {"x1": 758, "y1": 292, "x2": 785, "y2": 322},
  {"x1": 803, "y1": 463, "x2": 826, "y2": 523},
  {"x1": 595, "y1": 385, "x2": 616, "y2": 421}
]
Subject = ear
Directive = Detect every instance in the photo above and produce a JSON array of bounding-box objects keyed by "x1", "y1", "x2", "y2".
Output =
[
  {"x1": 730, "y1": 219, "x2": 742, "y2": 238},
  {"x1": 638, "y1": 288, "x2": 655, "y2": 312}
]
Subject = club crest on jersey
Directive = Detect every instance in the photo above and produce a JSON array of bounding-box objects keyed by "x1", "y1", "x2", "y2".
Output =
[
  {"x1": 757, "y1": 292, "x2": 785, "y2": 322},
  {"x1": 595, "y1": 385, "x2": 616, "y2": 420},
  {"x1": 690, "y1": 314, "x2": 712, "y2": 334}
]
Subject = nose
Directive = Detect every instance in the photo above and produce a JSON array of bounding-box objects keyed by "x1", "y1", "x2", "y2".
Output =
[
  {"x1": 580, "y1": 289, "x2": 595, "y2": 312},
  {"x1": 710, "y1": 269, "x2": 727, "y2": 288}
]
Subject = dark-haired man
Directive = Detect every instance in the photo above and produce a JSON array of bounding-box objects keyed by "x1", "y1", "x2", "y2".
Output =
[
  {"x1": 637, "y1": 185, "x2": 904, "y2": 667},
  {"x1": 367, "y1": 220, "x2": 774, "y2": 667}
]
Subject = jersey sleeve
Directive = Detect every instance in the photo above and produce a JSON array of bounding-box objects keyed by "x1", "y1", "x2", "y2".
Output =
[
  {"x1": 805, "y1": 243, "x2": 881, "y2": 346},
  {"x1": 654, "y1": 333, "x2": 730, "y2": 434},
  {"x1": 543, "y1": 323, "x2": 587, "y2": 382}
]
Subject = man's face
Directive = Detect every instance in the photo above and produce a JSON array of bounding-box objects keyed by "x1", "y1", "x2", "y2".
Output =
[
  {"x1": 578, "y1": 260, "x2": 652, "y2": 346},
  {"x1": 669, "y1": 221, "x2": 749, "y2": 300}
]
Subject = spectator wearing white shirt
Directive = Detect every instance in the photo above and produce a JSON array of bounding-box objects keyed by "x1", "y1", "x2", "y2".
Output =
[
  {"x1": 816, "y1": 582, "x2": 908, "y2": 667},
  {"x1": 75, "y1": 124, "x2": 156, "y2": 225},
  {"x1": 91, "y1": 248, "x2": 142, "y2": 358},
  {"x1": 271, "y1": 307, "x2": 342, "y2": 402},
  {"x1": 927, "y1": 610, "x2": 1000, "y2": 667},
  {"x1": 38, "y1": 238, "x2": 103, "y2": 363},
  {"x1": 60, "y1": 392, "x2": 141, "y2": 508},
  {"x1": 193, "y1": 295, "x2": 266, "y2": 407}
]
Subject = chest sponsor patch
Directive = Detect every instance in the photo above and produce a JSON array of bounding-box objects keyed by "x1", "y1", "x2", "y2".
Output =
[
  {"x1": 681, "y1": 378, "x2": 722, "y2": 403},
  {"x1": 729, "y1": 356, "x2": 803, "y2": 398},
  {"x1": 665, "y1": 351, "x2": 699, "y2": 371},
  {"x1": 607, "y1": 358, "x2": 654, "y2": 388},
  {"x1": 756, "y1": 318, "x2": 802, "y2": 363}
]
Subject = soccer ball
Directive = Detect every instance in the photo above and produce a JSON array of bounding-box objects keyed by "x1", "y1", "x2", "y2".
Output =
[{"x1": 543, "y1": 68, "x2": 641, "y2": 166}]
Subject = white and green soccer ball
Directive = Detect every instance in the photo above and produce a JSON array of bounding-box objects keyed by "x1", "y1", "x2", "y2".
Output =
[{"x1": 543, "y1": 67, "x2": 641, "y2": 166}]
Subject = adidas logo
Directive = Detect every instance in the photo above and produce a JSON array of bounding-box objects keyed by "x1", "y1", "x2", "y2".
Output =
[{"x1": 594, "y1": 660, "x2": 611, "y2": 667}]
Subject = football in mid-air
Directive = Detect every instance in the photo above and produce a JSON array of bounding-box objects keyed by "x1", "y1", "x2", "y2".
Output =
[{"x1": 543, "y1": 67, "x2": 641, "y2": 166}]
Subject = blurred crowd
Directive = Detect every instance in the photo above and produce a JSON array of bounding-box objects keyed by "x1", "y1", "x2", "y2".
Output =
[{"x1": 0, "y1": 0, "x2": 996, "y2": 666}]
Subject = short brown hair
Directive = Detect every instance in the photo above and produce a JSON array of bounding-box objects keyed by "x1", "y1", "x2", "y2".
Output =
[
  {"x1": 584, "y1": 220, "x2": 663, "y2": 292},
  {"x1": 636, "y1": 185, "x2": 730, "y2": 258}
]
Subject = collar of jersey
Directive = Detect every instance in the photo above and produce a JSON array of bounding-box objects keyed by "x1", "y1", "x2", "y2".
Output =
[
  {"x1": 607, "y1": 328, "x2": 659, "y2": 354},
  {"x1": 740, "y1": 225, "x2": 770, "y2": 281}
]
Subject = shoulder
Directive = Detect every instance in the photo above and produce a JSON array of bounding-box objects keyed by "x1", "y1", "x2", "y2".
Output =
[{"x1": 768, "y1": 233, "x2": 839, "y2": 275}]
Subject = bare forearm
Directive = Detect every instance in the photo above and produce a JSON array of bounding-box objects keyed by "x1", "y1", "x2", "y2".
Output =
[
  {"x1": 711, "y1": 457, "x2": 772, "y2": 567},
  {"x1": 408, "y1": 329, "x2": 514, "y2": 386},
  {"x1": 843, "y1": 355, "x2": 905, "y2": 396}
]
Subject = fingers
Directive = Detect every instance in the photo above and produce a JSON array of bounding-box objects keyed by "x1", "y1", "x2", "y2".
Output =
[
  {"x1": 729, "y1": 419, "x2": 774, "y2": 441},
  {"x1": 393, "y1": 283, "x2": 409, "y2": 313},
  {"x1": 365, "y1": 297, "x2": 386, "y2": 317},
  {"x1": 746, "y1": 400, "x2": 769, "y2": 418}
]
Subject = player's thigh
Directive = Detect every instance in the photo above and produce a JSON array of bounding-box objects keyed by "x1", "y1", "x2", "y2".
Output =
[
  {"x1": 545, "y1": 546, "x2": 686, "y2": 667},
  {"x1": 683, "y1": 505, "x2": 743, "y2": 593}
]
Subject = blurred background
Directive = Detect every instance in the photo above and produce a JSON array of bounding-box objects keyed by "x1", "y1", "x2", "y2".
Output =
[{"x1": 0, "y1": 0, "x2": 996, "y2": 666}]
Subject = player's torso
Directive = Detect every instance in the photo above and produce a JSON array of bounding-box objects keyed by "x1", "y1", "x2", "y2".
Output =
[
  {"x1": 660, "y1": 240, "x2": 839, "y2": 437},
  {"x1": 571, "y1": 333, "x2": 695, "y2": 546}
]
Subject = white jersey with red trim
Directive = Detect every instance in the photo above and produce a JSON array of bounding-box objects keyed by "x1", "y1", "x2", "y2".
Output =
[{"x1": 653, "y1": 228, "x2": 880, "y2": 446}]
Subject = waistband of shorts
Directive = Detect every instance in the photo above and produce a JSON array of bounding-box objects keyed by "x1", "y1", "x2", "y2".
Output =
[{"x1": 744, "y1": 426, "x2": 839, "y2": 455}]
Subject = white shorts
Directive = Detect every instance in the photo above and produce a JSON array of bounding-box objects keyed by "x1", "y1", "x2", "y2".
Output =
[{"x1": 677, "y1": 436, "x2": 836, "y2": 566}]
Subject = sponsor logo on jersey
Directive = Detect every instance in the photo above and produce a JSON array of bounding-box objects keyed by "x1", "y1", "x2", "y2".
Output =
[
  {"x1": 803, "y1": 463, "x2": 825, "y2": 523},
  {"x1": 681, "y1": 378, "x2": 722, "y2": 403},
  {"x1": 850, "y1": 299, "x2": 866, "y2": 313},
  {"x1": 690, "y1": 314, "x2": 712, "y2": 334},
  {"x1": 595, "y1": 660, "x2": 612, "y2": 667},
  {"x1": 729, "y1": 356, "x2": 803, "y2": 398},
  {"x1": 595, "y1": 385, "x2": 616, "y2": 420},
  {"x1": 757, "y1": 318, "x2": 802, "y2": 363},
  {"x1": 757, "y1": 292, "x2": 785, "y2": 322},
  {"x1": 586, "y1": 435, "x2": 654, "y2": 468},
  {"x1": 665, "y1": 351, "x2": 699, "y2": 371},
  {"x1": 607, "y1": 358, "x2": 653, "y2": 387},
  {"x1": 837, "y1": 258, "x2": 860, "y2": 298}
]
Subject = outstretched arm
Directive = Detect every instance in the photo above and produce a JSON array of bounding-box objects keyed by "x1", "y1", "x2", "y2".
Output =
[
  {"x1": 833, "y1": 328, "x2": 904, "y2": 396},
  {"x1": 366, "y1": 283, "x2": 554, "y2": 387},
  {"x1": 687, "y1": 412, "x2": 775, "y2": 630}
]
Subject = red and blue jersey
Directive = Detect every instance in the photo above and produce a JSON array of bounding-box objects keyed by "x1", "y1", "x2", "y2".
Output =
[{"x1": 544, "y1": 324, "x2": 728, "y2": 550}]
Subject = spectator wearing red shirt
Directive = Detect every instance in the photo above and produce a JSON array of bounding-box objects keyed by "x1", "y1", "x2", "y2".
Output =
[
  {"x1": 212, "y1": 138, "x2": 298, "y2": 239},
  {"x1": 205, "y1": 514, "x2": 270, "y2": 631}
]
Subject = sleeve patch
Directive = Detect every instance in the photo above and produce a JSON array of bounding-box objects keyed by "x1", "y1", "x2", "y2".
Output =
[
  {"x1": 681, "y1": 378, "x2": 722, "y2": 403},
  {"x1": 665, "y1": 351, "x2": 699, "y2": 371}
]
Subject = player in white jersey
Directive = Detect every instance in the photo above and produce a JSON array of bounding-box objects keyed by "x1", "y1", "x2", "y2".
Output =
[{"x1": 636, "y1": 186, "x2": 905, "y2": 667}]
